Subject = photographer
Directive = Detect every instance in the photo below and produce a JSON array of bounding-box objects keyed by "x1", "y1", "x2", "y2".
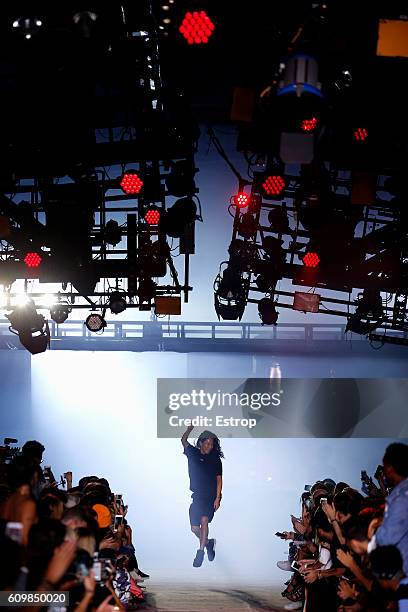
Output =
[{"x1": 369, "y1": 443, "x2": 408, "y2": 573}]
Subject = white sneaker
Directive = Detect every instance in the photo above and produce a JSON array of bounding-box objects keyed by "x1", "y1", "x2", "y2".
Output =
[
  {"x1": 284, "y1": 602, "x2": 303, "y2": 610},
  {"x1": 130, "y1": 570, "x2": 144, "y2": 583},
  {"x1": 277, "y1": 560, "x2": 292, "y2": 571}
]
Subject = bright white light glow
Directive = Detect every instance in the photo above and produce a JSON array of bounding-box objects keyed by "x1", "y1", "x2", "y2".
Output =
[
  {"x1": 14, "y1": 294, "x2": 31, "y2": 307},
  {"x1": 39, "y1": 294, "x2": 57, "y2": 309}
]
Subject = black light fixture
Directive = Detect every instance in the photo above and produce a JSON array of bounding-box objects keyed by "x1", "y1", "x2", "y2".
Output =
[
  {"x1": 237, "y1": 212, "x2": 257, "y2": 239},
  {"x1": 137, "y1": 278, "x2": 157, "y2": 302},
  {"x1": 108, "y1": 291, "x2": 127, "y2": 315},
  {"x1": 355, "y1": 288, "x2": 383, "y2": 320},
  {"x1": 85, "y1": 311, "x2": 107, "y2": 332},
  {"x1": 165, "y1": 160, "x2": 197, "y2": 197},
  {"x1": 50, "y1": 303, "x2": 71, "y2": 324},
  {"x1": 6, "y1": 299, "x2": 50, "y2": 354},
  {"x1": 258, "y1": 297, "x2": 279, "y2": 325},
  {"x1": 214, "y1": 265, "x2": 247, "y2": 321},
  {"x1": 345, "y1": 315, "x2": 380, "y2": 336},
  {"x1": 104, "y1": 220, "x2": 122, "y2": 246},
  {"x1": 345, "y1": 290, "x2": 384, "y2": 335},
  {"x1": 268, "y1": 205, "x2": 290, "y2": 234},
  {"x1": 159, "y1": 197, "x2": 197, "y2": 238}
]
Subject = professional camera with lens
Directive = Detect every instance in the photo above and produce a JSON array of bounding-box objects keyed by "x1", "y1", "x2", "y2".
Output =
[{"x1": 0, "y1": 438, "x2": 21, "y2": 465}]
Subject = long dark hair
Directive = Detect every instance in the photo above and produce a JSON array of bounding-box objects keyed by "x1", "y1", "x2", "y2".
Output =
[{"x1": 196, "y1": 432, "x2": 224, "y2": 459}]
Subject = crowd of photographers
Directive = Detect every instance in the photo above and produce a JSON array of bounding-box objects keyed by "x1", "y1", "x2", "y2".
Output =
[
  {"x1": 0, "y1": 439, "x2": 149, "y2": 612},
  {"x1": 276, "y1": 442, "x2": 408, "y2": 611}
]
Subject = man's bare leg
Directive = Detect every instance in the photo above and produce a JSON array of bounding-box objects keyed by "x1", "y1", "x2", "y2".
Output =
[
  {"x1": 199, "y1": 516, "x2": 209, "y2": 550},
  {"x1": 191, "y1": 524, "x2": 209, "y2": 547}
]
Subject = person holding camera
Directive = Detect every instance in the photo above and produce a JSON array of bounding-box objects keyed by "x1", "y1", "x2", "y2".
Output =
[
  {"x1": 181, "y1": 425, "x2": 223, "y2": 568},
  {"x1": 369, "y1": 443, "x2": 408, "y2": 574}
]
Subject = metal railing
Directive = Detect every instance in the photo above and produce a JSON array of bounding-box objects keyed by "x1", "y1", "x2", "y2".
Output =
[{"x1": 0, "y1": 318, "x2": 379, "y2": 342}]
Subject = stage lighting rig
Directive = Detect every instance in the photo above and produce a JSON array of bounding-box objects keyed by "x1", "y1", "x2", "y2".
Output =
[
  {"x1": 262, "y1": 175, "x2": 286, "y2": 198},
  {"x1": 108, "y1": 291, "x2": 127, "y2": 315},
  {"x1": 345, "y1": 289, "x2": 384, "y2": 336},
  {"x1": 160, "y1": 196, "x2": 197, "y2": 238},
  {"x1": 12, "y1": 16, "x2": 43, "y2": 40},
  {"x1": 6, "y1": 299, "x2": 50, "y2": 354},
  {"x1": 232, "y1": 193, "x2": 250, "y2": 209},
  {"x1": 120, "y1": 171, "x2": 144, "y2": 195},
  {"x1": 138, "y1": 277, "x2": 157, "y2": 306},
  {"x1": 228, "y1": 239, "x2": 257, "y2": 271},
  {"x1": 253, "y1": 260, "x2": 280, "y2": 293},
  {"x1": 179, "y1": 10, "x2": 215, "y2": 45},
  {"x1": 353, "y1": 127, "x2": 368, "y2": 143},
  {"x1": 24, "y1": 252, "x2": 42, "y2": 268},
  {"x1": 276, "y1": 54, "x2": 324, "y2": 141},
  {"x1": 355, "y1": 289, "x2": 384, "y2": 321},
  {"x1": 49, "y1": 302, "x2": 71, "y2": 324},
  {"x1": 302, "y1": 251, "x2": 320, "y2": 268},
  {"x1": 237, "y1": 212, "x2": 258, "y2": 240},
  {"x1": 72, "y1": 10, "x2": 98, "y2": 38},
  {"x1": 165, "y1": 160, "x2": 197, "y2": 197},
  {"x1": 144, "y1": 207, "x2": 161, "y2": 225},
  {"x1": 258, "y1": 297, "x2": 279, "y2": 325},
  {"x1": 301, "y1": 117, "x2": 319, "y2": 132},
  {"x1": 85, "y1": 312, "x2": 107, "y2": 333},
  {"x1": 268, "y1": 205, "x2": 290, "y2": 235},
  {"x1": 214, "y1": 263, "x2": 248, "y2": 321}
]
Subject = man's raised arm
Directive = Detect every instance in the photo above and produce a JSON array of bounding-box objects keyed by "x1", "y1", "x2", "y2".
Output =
[{"x1": 181, "y1": 425, "x2": 194, "y2": 449}]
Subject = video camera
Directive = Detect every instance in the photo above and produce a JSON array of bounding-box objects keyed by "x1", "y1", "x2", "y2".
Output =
[{"x1": 0, "y1": 438, "x2": 21, "y2": 464}]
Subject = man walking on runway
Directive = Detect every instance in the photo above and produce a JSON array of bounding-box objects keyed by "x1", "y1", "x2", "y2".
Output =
[{"x1": 181, "y1": 425, "x2": 223, "y2": 567}]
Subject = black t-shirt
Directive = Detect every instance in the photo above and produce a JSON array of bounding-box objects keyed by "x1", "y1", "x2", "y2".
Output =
[{"x1": 184, "y1": 443, "x2": 222, "y2": 499}]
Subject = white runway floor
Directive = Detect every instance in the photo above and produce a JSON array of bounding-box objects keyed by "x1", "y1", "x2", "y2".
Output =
[{"x1": 139, "y1": 582, "x2": 285, "y2": 611}]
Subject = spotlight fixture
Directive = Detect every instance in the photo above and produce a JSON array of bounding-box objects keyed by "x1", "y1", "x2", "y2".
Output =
[
  {"x1": 12, "y1": 16, "x2": 43, "y2": 40},
  {"x1": 268, "y1": 206, "x2": 290, "y2": 234},
  {"x1": 50, "y1": 303, "x2": 71, "y2": 324},
  {"x1": 214, "y1": 266, "x2": 247, "y2": 321},
  {"x1": 120, "y1": 171, "x2": 143, "y2": 194},
  {"x1": 237, "y1": 212, "x2": 257, "y2": 239},
  {"x1": 6, "y1": 299, "x2": 50, "y2": 354},
  {"x1": 345, "y1": 315, "x2": 380, "y2": 336},
  {"x1": 302, "y1": 251, "x2": 320, "y2": 268},
  {"x1": 138, "y1": 278, "x2": 157, "y2": 302},
  {"x1": 108, "y1": 291, "x2": 127, "y2": 314},
  {"x1": 165, "y1": 160, "x2": 196, "y2": 197},
  {"x1": 258, "y1": 297, "x2": 279, "y2": 325},
  {"x1": 355, "y1": 289, "x2": 383, "y2": 320},
  {"x1": 179, "y1": 11, "x2": 215, "y2": 44},
  {"x1": 72, "y1": 11, "x2": 98, "y2": 38},
  {"x1": 276, "y1": 53, "x2": 323, "y2": 138},
  {"x1": 160, "y1": 197, "x2": 197, "y2": 238},
  {"x1": 301, "y1": 117, "x2": 318, "y2": 132},
  {"x1": 353, "y1": 127, "x2": 368, "y2": 142},
  {"x1": 85, "y1": 312, "x2": 107, "y2": 332},
  {"x1": 262, "y1": 175, "x2": 286, "y2": 197},
  {"x1": 104, "y1": 219, "x2": 122, "y2": 246},
  {"x1": 24, "y1": 252, "x2": 42, "y2": 268},
  {"x1": 144, "y1": 207, "x2": 161, "y2": 225},
  {"x1": 232, "y1": 193, "x2": 250, "y2": 208}
]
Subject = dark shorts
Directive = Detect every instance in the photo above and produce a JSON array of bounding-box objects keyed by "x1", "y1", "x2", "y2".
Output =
[{"x1": 189, "y1": 493, "x2": 215, "y2": 526}]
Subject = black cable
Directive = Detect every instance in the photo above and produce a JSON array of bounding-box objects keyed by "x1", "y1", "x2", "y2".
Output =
[{"x1": 207, "y1": 126, "x2": 251, "y2": 185}]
